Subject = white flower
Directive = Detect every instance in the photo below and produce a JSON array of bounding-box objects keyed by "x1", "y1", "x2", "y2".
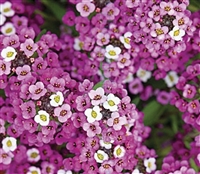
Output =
[
  {"x1": 169, "y1": 26, "x2": 185, "y2": 41},
  {"x1": 144, "y1": 158, "x2": 156, "y2": 173},
  {"x1": 0, "y1": 14, "x2": 6, "y2": 26},
  {"x1": 49, "y1": 91, "x2": 64, "y2": 107},
  {"x1": 119, "y1": 32, "x2": 132, "y2": 49},
  {"x1": 57, "y1": 169, "x2": 73, "y2": 174},
  {"x1": 0, "y1": 2, "x2": 15, "y2": 17},
  {"x1": 164, "y1": 71, "x2": 179, "y2": 87},
  {"x1": 113, "y1": 145, "x2": 126, "y2": 158},
  {"x1": 132, "y1": 169, "x2": 143, "y2": 174},
  {"x1": 94, "y1": 150, "x2": 109, "y2": 163},
  {"x1": 1, "y1": 22, "x2": 16, "y2": 35},
  {"x1": 99, "y1": 139, "x2": 114, "y2": 149},
  {"x1": 1, "y1": 46, "x2": 17, "y2": 62},
  {"x1": 2, "y1": 137, "x2": 17, "y2": 152},
  {"x1": 103, "y1": 93, "x2": 120, "y2": 112},
  {"x1": 136, "y1": 68, "x2": 151, "y2": 82},
  {"x1": 27, "y1": 148, "x2": 40, "y2": 162},
  {"x1": 84, "y1": 105, "x2": 102, "y2": 123},
  {"x1": 105, "y1": 45, "x2": 121, "y2": 60},
  {"x1": 122, "y1": 73, "x2": 134, "y2": 84},
  {"x1": 34, "y1": 110, "x2": 50, "y2": 126},
  {"x1": 27, "y1": 166, "x2": 41, "y2": 174},
  {"x1": 73, "y1": 38, "x2": 83, "y2": 51}
]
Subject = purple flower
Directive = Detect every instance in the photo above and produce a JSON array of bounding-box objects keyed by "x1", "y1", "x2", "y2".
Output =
[
  {"x1": 15, "y1": 65, "x2": 31, "y2": 81},
  {"x1": 102, "y1": 3, "x2": 120, "y2": 21},
  {"x1": 183, "y1": 84, "x2": 196, "y2": 99},
  {"x1": 0, "y1": 60, "x2": 11, "y2": 75},
  {"x1": 47, "y1": 76, "x2": 65, "y2": 92},
  {"x1": 20, "y1": 101, "x2": 36, "y2": 119},
  {"x1": 29, "y1": 81, "x2": 47, "y2": 100},
  {"x1": 128, "y1": 78, "x2": 143, "y2": 95},
  {"x1": 83, "y1": 121, "x2": 102, "y2": 137},
  {"x1": 107, "y1": 112, "x2": 127, "y2": 130},
  {"x1": 150, "y1": 23, "x2": 168, "y2": 40},
  {"x1": 0, "y1": 149, "x2": 14, "y2": 165},
  {"x1": 54, "y1": 104, "x2": 72, "y2": 123},
  {"x1": 187, "y1": 100, "x2": 200, "y2": 114},
  {"x1": 20, "y1": 38, "x2": 38, "y2": 57},
  {"x1": 62, "y1": 11, "x2": 76, "y2": 26},
  {"x1": 76, "y1": 1, "x2": 95, "y2": 17},
  {"x1": 156, "y1": 91, "x2": 171, "y2": 105}
]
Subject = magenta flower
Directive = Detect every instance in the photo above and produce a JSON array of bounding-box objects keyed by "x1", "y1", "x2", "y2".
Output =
[
  {"x1": 20, "y1": 101, "x2": 36, "y2": 119},
  {"x1": 107, "y1": 112, "x2": 127, "y2": 131},
  {"x1": 102, "y1": 3, "x2": 120, "y2": 21},
  {"x1": 0, "y1": 149, "x2": 14, "y2": 165},
  {"x1": 47, "y1": 76, "x2": 65, "y2": 92},
  {"x1": 29, "y1": 81, "x2": 47, "y2": 100},
  {"x1": 54, "y1": 104, "x2": 72, "y2": 123},
  {"x1": 76, "y1": 1, "x2": 95, "y2": 17},
  {"x1": 0, "y1": 60, "x2": 11, "y2": 75},
  {"x1": 15, "y1": 65, "x2": 31, "y2": 81},
  {"x1": 62, "y1": 11, "x2": 76, "y2": 26},
  {"x1": 150, "y1": 23, "x2": 168, "y2": 40},
  {"x1": 187, "y1": 100, "x2": 200, "y2": 114},
  {"x1": 183, "y1": 84, "x2": 196, "y2": 99},
  {"x1": 20, "y1": 38, "x2": 38, "y2": 57},
  {"x1": 83, "y1": 121, "x2": 102, "y2": 137},
  {"x1": 88, "y1": 87, "x2": 107, "y2": 106}
]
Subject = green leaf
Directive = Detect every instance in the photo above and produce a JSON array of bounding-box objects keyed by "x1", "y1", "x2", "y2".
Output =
[
  {"x1": 41, "y1": 0, "x2": 66, "y2": 22},
  {"x1": 0, "y1": 89, "x2": 6, "y2": 98},
  {"x1": 190, "y1": 158, "x2": 200, "y2": 172},
  {"x1": 35, "y1": 29, "x2": 47, "y2": 42},
  {"x1": 143, "y1": 100, "x2": 166, "y2": 126},
  {"x1": 93, "y1": 81, "x2": 104, "y2": 90}
]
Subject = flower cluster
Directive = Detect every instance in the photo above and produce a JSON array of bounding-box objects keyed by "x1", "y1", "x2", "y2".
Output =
[{"x1": 0, "y1": 0, "x2": 200, "y2": 173}]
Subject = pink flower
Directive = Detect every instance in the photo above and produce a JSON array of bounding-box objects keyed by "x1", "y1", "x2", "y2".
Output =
[
  {"x1": 29, "y1": 81, "x2": 47, "y2": 100},
  {"x1": 107, "y1": 112, "x2": 127, "y2": 130},
  {"x1": 20, "y1": 38, "x2": 38, "y2": 57},
  {"x1": 54, "y1": 104, "x2": 72, "y2": 123},
  {"x1": 0, "y1": 60, "x2": 11, "y2": 75},
  {"x1": 0, "y1": 149, "x2": 14, "y2": 165},
  {"x1": 15, "y1": 65, "x2": 31, "y2": 81},
  {"x1": 88, "y1": 87, "x2": 107, "y2": 106},
  {"x1": 76, "y1": 1, "x2": 95, "y2": 17},
  {"x1": 83, "y1": 121, "x2": 102, "y2": 137},
  {"x1": 102, "y1": 3, "x2": 120, "y2": 21}
]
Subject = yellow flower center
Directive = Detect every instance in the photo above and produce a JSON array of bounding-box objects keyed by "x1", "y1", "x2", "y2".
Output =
[
  {"x1": 6, "y1": 140, "x2": 12, "y2": 147},
  {"x1": 174, "y1": 29, "x2": 180, "y2": 36},
  {"x1": 31, "y1": 171, "x2": 38, "y2": 174},
  {"x1": 124, "y1": 38, "x2": 130, "y2": 44},
  {"x1": 148, "y1": 162, "x2": 152, "y2": 168},
  {"x1": 169, "y1": 74, "x2": 174, "y2": 82},
  {"x1": 6, "y1": 51, "x2": 14, "y2": 58},
  {"x1": 155, "y1": 29, "x2": 164, "y2": 36},
  {"x1": 108, "y1": 100, "x2": 115, "y2": 106},
  {"x1": 3, "y1": 8, "x2": 10, "y2": 13},
  {"x1": 40, "y1": 114, "x2": 47, "y2": 121},
  {"x1": 97, "y1": 153, "x2": 104, "y2": 160},
  {"x1": 91, "y1": 110, "x2": 97, "y2": 118},
  {"x1": 54, "y1": 95, "x2": 60, "y2": 103},
  {"x1": 116, "y1": 147, "x2": 122, "y2": 156},
  {"x1": 108, "y1": 50, "x2": 116, "y2": 56},
  {"x1": 5, "y1": 28, "x2": 12, "y2": 34},
  {"x1": 30, "y1": 152, "x2": 38, "y2": 158}
]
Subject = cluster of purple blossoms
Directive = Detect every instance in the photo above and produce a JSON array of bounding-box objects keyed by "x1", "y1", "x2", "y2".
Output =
[
  {"x1": 60, "y1": 0, "x2": 198, "y2": 99},
  {"x1": 0, "y1": 1, "x2": 159, "y2": 173},
  {"x1": 0, "y1": 0, "x2": 200, "y2": 173}
]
